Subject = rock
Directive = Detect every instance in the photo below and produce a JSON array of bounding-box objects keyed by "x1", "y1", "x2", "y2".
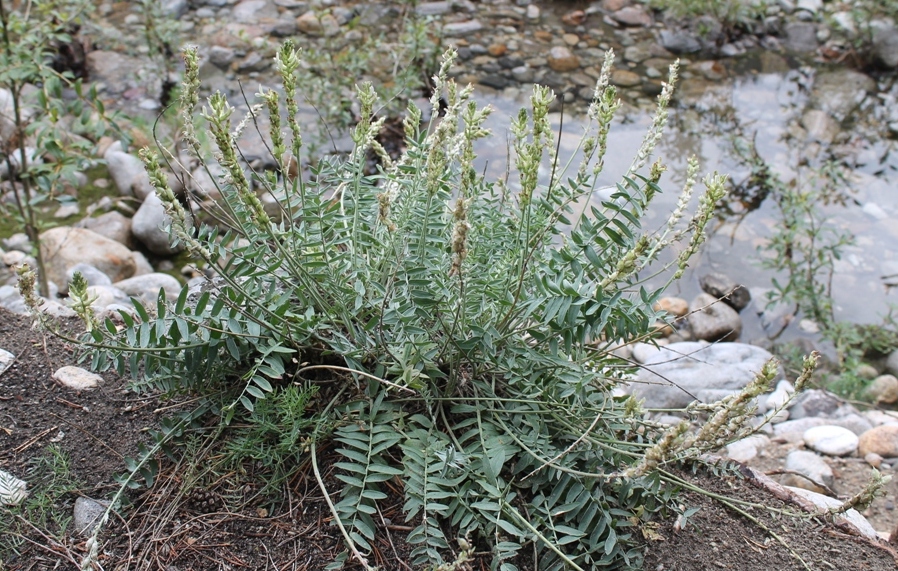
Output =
[
  {"x1": 773, "y1": 417, "x2": 828, "y2": 437},
  {"x1": 808, "y1": 70, "x2": 875, "y2": 119},
  {"x1": 131, "y1": 251, "x2": 155, "y2": 276},
  {"x1": 74, "y1": 497, "x2": 110, "y2": 536},
  {"x1": 443, "y1": 19, "x2": 483, "y2": 37},
  {"x1": 85, "y1": 285, "x2": 131, "y2": 311},
  {"x1": 209, "y1": 45, "x2": 237, "y2": 68},
  {"x1": 0, "y1": 348, "x2": 13, "y2": 376},
  {"x1": 104, "y1": 142, "x2": 154, "y2": 201},
  {"x1": 788, "y1": 389, "x2": 841, "y2": 420},
  {"x1": 865, "y1": 452, "x2": 883, "y2": 468},
  {"x1": 86, "y1": 51, "x2": 157, "y2": 98},
  {"x1": 659, "y1": 29, "x2": 701, "y2": 54},
  {"x1": 865, "y1": 410, "x2": 898, "y2": 426},
  {"x1": 416, "y1": 2, "x2": 451, "y2": 16},
  {"x1": 2, "y1": 233, "x2": 30, "y2": 252},
  {"x1": 783, "y1": 21, "x2": 818, "y2": 52},
  {"x1": 113, "y1": 273, "x2": 181, "y2": 304},
  {"x1": 131, "y1": 192, "x2": 183, "y2": 256},
  {"x1": 765, "y1": 379, "x2": 794, "y2": 412},
  {"x1": 699, "y1": 273, "x2": 751, "y2": 311},
  {"x1": 479, "y1": 75, "x2": 511, "y2": 90},
  {"x1": 65, "y1": 263, "x2": 113, "y2": 293},
  {"x1": 886, "y1": 349, "x2": 898, "y2": 378},
  {"x1": 803, "y1": 425, "x2": 858, "y2": 456},
  {"x1": 162, "y1": 0, "x2": 189, "y2": 18},
  {"x1": 0, "y1": 470, "x2": 27, "y2": 505},
  {"x1": 629, "y1": 342, "x2": 777, "y2": 409},
  {"x1": 855, "y1": 363, "x2": 879, "y2": 381},
  {"x1": 801, "y1": 109, "x2": 839, "y2": 144},
  {"x1": 232, "y1": 0, "x2": 278, "y2": 23},
  {"x1": 871, "y1": 19, "x2": 898, "y2": 69},
  {"x1": 561, "y1": 10, "x2": 587, "y2": 26},
  {"x1": 53, "y1": 366, "x2": 102, "y2": 391},
  {"x1": 858, "y1": 425, "x2": 898, "y2": 458},
  {"x1": 610, "y1": 6, "x2": 652, "y2": 27},
  {"x1": 610, "y1": 69, "x2": 641, "y2": 87},
  {"x1": 783, "y1": 450, "x2": 833, "y2": 493},
  {"x1": 76, "y1": 211, "x2": 133, "y2": 248},
  {"x1": 726, "y1": 434, "x2": 769, "y2": 463},
  {"x1": 40, "y1": 227, "x2": 136, "y2": 287},
  {"x1": 296, "y1": 11, "x2": 339, "y2": 36},
  {"x1": 866, "y1": 374, "x2": 898, "y2": 404},
  {"x1": 786, "y1": 486, "x2": 879, "y2": 540},
  {"x1": 834, "y1": 413, "x2": 874, "y2": 436},
  {"x1": 655, "y1": 296, "x2": 689, "y2": 317},
  {"x1": 525, "y1": 4, "x2": 540, "y2": 22},
  {"x1": 547, "y1": 46, "x2": 580, "y2": 72},
  {"x1": 687, "y1": 293, "x2": 742, "y2": 341}
]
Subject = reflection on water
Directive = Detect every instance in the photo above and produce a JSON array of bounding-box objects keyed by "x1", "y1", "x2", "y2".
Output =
[{"x1": 470, "y1": 60, "x2": 897, "y2": 342}]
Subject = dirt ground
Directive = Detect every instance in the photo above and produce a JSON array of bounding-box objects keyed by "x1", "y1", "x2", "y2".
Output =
[{"x1": 2, "y1": 306, "x2": 898, "y2": 570}]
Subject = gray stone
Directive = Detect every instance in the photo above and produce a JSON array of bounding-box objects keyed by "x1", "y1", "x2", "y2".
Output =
[
  {"x1": 76, "y1": 211, "x2": 133, "y2": 248},
  {"x1": 104, "y1": 142, "x2": 154, "y2": 201},
  {"x1": 866, "y1": 374, "x2": 898, "y2": 404},
  {"x1": 232, "y1": 0, "x2": 278, "y2": 22},
  {"x1": 74, "y1": 497, "x2": 110, "y2": 536},
  {"x1": 2, "y1": 233, "x2": 30, "y2": 253},
  {"x1": 795, "y1": 0, "x2": 822, "y2": 15},
  {"x1": 66, "y1": 263, "x2": 113, "y2": 293},
  {"x1": 443, "y1": 20, "x2": 483, "y2": 37},
  {"x1": 834, "y1": 413, "x2": 874, "y2": 436},
  {"x1": 871, "y1": 19, "x2": 898, "y2": 69},
  {"x1": 783, "y1": 450, "x2": 833, "y2": 493},
  {"x1": 783, "y1": 22, "x2": 818, "y2": 52},
  {"x1": 131, "y1": 251, "x2": 155, "y2": 276},
  {"x1": 610, "y1": 6, "x2": 652, "y2": 27},
  {"x1": 86, "y1": 51, "x2": 158, "y2": 99},
  {"x1": 725, "y1": 434, "x2": 769, "y2": 463},
  {"x1": 687, "y1": 293, "x2": 742, "y2": 341},
  {"x1": 131, "y1": 192, "x2": 183, "y2": 256},
  {"x1": 416, "y1": 1, "x2": 451, "y2": 16},
  {"x1": 0, "y1": 470, "x2": 27, "y2": 506},
  {"x1": 40, "y1": 227, "x2": 136, "y2": 287},
  {"x1": 208, "y1": 46, "x2": 237, "y2": 68},
  {"x1": 699, "y1": 272, "x2": 751, "y2": 311},
  {"x1": 53, "y1": 366, "x2": 102, "y2": 391},
  {"x1": 113, "y1": 273, "x2": 182, "y2": 304},
  {"x1": 773, "y1": 417, "x2": 828, "y2": 437},
  {"x1": 803, "y1": 425, "x2": 858, "y2": 456},
  {"x1": 162, "y1": 0, "x2": 189, "y2": 18},
  {"x1": 808, "y1": 70, "x2": 875, "y2": 119},
  {"x1": 84, "y1": 285, "x2": 131, "y2": 311},
  {"x1": 547, "y1": 46, "x2": 580, "y2": 72},
  {"x1": 788, "y1": 389, "x2": 841, "y2": 420},
  {"x1": 629, "y1": 342, "x2": 777, "y2": 409},
  {"x1": 659, "y1": 29, "x2": 701, "y2": 54}
]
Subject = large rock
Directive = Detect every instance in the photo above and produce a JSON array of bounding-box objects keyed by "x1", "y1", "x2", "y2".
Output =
[
  {"x1": 783, "y1": 21, "x2": 818, "y2": 53},
  {"x1": 547, "y1": 46, "x2": 580, "y2": 72},
  {"x1": 687, "y1": 293, "x2": 742, "y2": 341},
  {"x1": 803, "y1": 425, "x2": 858, "y2": 456},
  {"x1": 113, "y1": 273, "x2": 181, "y2": 304},
  {"x1": 629, "y1": 342, "x2": 777, "y2": 409},
  {"x1": 131, "y1": 192, "x2": 183, "y2": 256},
  {"x1": 659, "y1": 29, "x2": 701, "y2": 54},
  {"x1": 865, "y1": 374, "x2": 898, "y2": 404},
  {"x1": 76, "y1": 211, "x2": 133, "y2": 248},
  {"x1": 232, "y1": 0, "x2": 278, "y2": 23},
  {"x1": 40, "y1": 227, "x2": 136, "y2": 287},
  {"x1": 871, "y1": 19, "x2": 898, "y2": 69},
  {"x1": 104, "y1": 141, "x2": 154, "y2": 201},
  {"x1": 783, "y1": 450, "x2": 833, "y2": 493},
  {"x1": 699, "y1": 272, "x2": 751, "y2": 311},
  {"x1": 857, "y1": 425, "x2": 898, "y2": 458},
  {"x1": 65, "y1": 263, "x2": 112, "y2": 294},
  {"x1": 86, "y1": 51, "x2": 158, "y2": 99},
  {"x1": 788, "y1": 389, "x2": 841, "y2": 420}
]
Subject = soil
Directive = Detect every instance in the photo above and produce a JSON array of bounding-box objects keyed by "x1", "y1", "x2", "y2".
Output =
[{"x1": 2, "y1": 305, "x2": 898, "y2": 570}]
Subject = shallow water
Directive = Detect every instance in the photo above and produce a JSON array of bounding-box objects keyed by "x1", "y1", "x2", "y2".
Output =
[{"x1": 470, "y1": 57, "x2": 898, "y2": 343}]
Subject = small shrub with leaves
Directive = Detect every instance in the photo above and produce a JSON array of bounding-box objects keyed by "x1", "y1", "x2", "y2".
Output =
[{"x1": 27, "y1": 41, "x2": 745, "y2": 570}]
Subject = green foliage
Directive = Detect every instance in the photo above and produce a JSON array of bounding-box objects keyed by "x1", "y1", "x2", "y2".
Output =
[
  {"x1": 0, "y1": 446, "x2": 82, "y2": 558},
  {"x1": 643, "y1": 0, "x2": 767, "y2": 30},
  {"x1": 0, "y1": 0, "x2": 119, "y2": 296},
  {"x1": 59, "y1": 44, "x2": 732, "y2": 570}
]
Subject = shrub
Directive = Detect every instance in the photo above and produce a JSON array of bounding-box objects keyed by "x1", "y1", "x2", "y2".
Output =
[{"x1": 25, "y1": 43, "x2": 741, "y2": 570}]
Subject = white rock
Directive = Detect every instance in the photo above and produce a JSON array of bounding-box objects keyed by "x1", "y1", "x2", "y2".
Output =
[
  {"x1": 864, "y1": 410, "x2": 898, "y2": 426},
  {"x1": 784, "y1": 449, "x2": 833, "y2": 492},
  {"x1": 40, "y1": 227, "x2": 137, "y2": 287},
  {"x1": 65, "y1": 263, "x2": 112, "y2": 294},
  {"x1": 786, "y1": 486, "x2": 879, "y2": 539},
  {"x1": 0, "y1": 470, "x2": 27, "y2": 505},
  {"x1": 803, "y1": 425, "x2": 859, "y2": 456},
  {"x1": 0, "y1": 348, "x2": 13, "y2": 376},
  {"x1": 84, "y1": 285, "x2": 131, "y2": 311},
  {"x1": 53, "y1": 366, "x2": 102, "y2": 390},
  {"x1": 726, "y1": 435, "x2": 770, "y2": 463}
]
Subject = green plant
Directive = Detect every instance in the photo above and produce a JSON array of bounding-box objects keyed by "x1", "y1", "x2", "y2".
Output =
[
  {"x1": 644, "y1": 0, "x2": 768, "y2": 31},
  {"x1": 0, "y1": 446, "x2": 83, "y2": 563},
  {"x1": 22, "y1": 43, "x2": 744, "y2": 570},
  {"x1": 0, "y1": 0, "x2": 118, "y2": 296}
]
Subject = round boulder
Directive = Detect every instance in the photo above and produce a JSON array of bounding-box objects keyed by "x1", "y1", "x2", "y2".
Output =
[
  {"x1": 40, "y1": 227, "x2": 136, "y2": 287},
  {"x1": 803, "y1": 425, "x2": 858, "y2": 457},
  {"x1": 858, "y1": 425, "x2": 898, "y2": 458},
  {"x1": 687, "y1": 293, "x2": 742, "y2": 341}
]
